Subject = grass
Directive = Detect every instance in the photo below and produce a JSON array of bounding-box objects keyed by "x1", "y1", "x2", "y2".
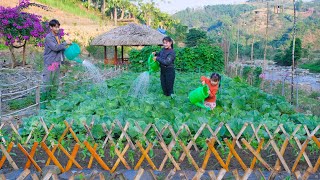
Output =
[
  {"x1": 36, "y1": 0, "x2": 102, "y2": 22},
  {"x1": 0, "y1": 43, "x2": 8, "y2": 50},
  {"x1": 299, "y1": 60, "x2": 320, "y2": 73}
]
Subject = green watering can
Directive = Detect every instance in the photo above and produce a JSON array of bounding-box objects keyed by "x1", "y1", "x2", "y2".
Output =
[
  {"x1": 189, "y1": 85, "x2": 210, "y2": 110},
  {"x1": 65, "y1": 43, "x2": 83, "y2": 63},
  {"x1": 148, "y1": 53, "x2": 159, "y2": 73}
]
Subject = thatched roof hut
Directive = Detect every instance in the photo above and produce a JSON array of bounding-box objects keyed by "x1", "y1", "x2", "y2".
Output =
[{"x1": 91, "y1": 23, "x2": 166, "y2": 64}]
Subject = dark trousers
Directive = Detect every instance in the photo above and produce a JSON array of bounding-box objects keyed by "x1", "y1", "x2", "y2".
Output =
[{"x1": 160, "y1": 66, "x2": 175, "y2": 96}]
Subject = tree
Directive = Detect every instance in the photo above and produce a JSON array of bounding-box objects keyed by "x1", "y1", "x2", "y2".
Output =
[
  {"x1": 277, "y1": 38, "x2": 302, "y2": 66},
  {"x1": 0, "y1": 0, "x2": 53, "y2": 68},
  {"x1": 185, "y1": 28, "x2": 208, "y2": 47}
]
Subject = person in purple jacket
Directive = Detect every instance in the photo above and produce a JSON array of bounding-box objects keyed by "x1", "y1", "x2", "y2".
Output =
[
  {"x1": 153, "y1": 36, "x2": 176, "y2": 98},
  {"x1": 43, "y1": 19, "x2": 71, "y2": 86}
]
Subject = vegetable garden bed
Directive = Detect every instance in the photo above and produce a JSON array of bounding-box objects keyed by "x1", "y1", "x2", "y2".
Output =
[{"x1": 0, "y1": 72, "x2": 319, "y2": 179}]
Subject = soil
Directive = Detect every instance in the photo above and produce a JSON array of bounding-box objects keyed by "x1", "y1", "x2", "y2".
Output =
[{"x1": 1, "y1": 142, "x2": 318, "y2": 173}]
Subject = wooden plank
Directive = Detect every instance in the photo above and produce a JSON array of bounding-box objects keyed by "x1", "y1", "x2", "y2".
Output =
[
  {"x1": 0, "y1": 142, "x2": 14, "y2": 168},
  {"x1": 192, "y1": 168, "x2": 205, "y2": 180},
  {"x1": 0, "y1": 174, "x2": 6, "y2": 180},
  {"x1": 42, "y1": 170, "x2": 53, "y2": 180},
  {"x1": 179, "y1": 124, "x2": 206, "y2": 163},
  {"x1": 249, "y1": 123, "x2": 262, "y2": 143},
  {"x1": 16, "y1": 169, "x2": 30, "y2": 180},
  {"x1": 41, "y1": 124, "x2": 54, "y2": 142},
  {"x1": 83, "y1": 141, "x2": 110, "y2": 171},
  {"x1": 294, "y1": 137, "x2": 313, "y2": 168},
  {"x1": 206, "y1": 123, "x2": 223, "y2": 145},
  {"x1": 10, "y1": 123, "x2": 22, "y2": 139},
  {"x1": 24, "y1": 142, "x2": 38, "y2": 169},
  {"x1": 159, "y1": 141, "x2": 181, "y2": 170},
  {"x1": 292, "y1": 138, "x2": 310, "y2": 172},
  {"x1": 243, "y1": 168, "x2": 253, "y2": 180},
  {"x1": 225, "y1": 139, "x2": 236, "y2": 168},
  {"x1": 58, "y1": 144, "x2": 82, "y2": 169},
  {"x1": 201, "y1": 146, "x2": 211, "y2": 170},
  {"x1": 134, "y1": 168, "x2": 144, "y2": 180},
  {"x1": 153, "y1": 124, "x2": 178, "y2": 171},
  {"x1": 216, "y1": 169, "x2": 227, "y2": 180},
  {"x1": 225, "y1": 123, "x2": 248, "y2": 149},
  {"x1": 31, "y1": 173, "x2": 39, "y2": 180},
  {"x1": 312, "y1": 136, "x2": 320, "y2": 173},
  {"x1": 134, "y1": 141, "x2": 156, "y2": 170},
  {"x1": 206, "y1": 138, "x2": 227, "y2": 170},
  {"x1": 88, "y1": 143, "x2": 98, "y2": 168},
  {"x1": 135, "y1": 122, "x2": 152, "y2": 145},
  {"x1": 264, "y1": 125, "x2": 290, "y2": 173},
  {"x1": 116, "y1": 121, "x2": 135, "y2": 149},
  {"x1": 64, "y1": 121, "x2": 80, "y2": 143},
  {"x1": 183, "y1": 124, "x2": 199, "y2": 151},
  {"x1": 207, "y1": 170, "x2": 216, "y2": 180},
  {"x1": 40, "y1": 142, "x2": 65, "y2": 172},
  {"x1": 102, "y1": 123, "x2": 115, "y2": 148},
  {"x1": 18, "y1": 143, "x2": 41, "y2": 172},
  {"x1": 224, "y1": 138, "x2": 247, "y2": 171},
  {"x1": 65, "y1": 143, "x2": 80, "y2": 171},
  {"x1": 0, "y1": 143, "x2": 18, "y2": 170},
  {"x1": 111, "y1": 143, "x2": 131, "y2": 173},
  {"x1": 164, "y1": 169, "x2": 176, "y2": 180},
  {"x1": 241, "y1": 138, "x2": 272, "y2": 171},
  {"x1": 250, "y1": 138, "x2": 264, "y2": 169},
  {"x1": 179, "y1": 140, "x2": 199, "y2": 170},
  {"x1": 45, "y1": 123, "x2": 70, "y2": 165}
]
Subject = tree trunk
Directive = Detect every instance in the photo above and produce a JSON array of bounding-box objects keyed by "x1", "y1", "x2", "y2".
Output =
[
  {"x1": 101, "y1": 0, "x2": 105, "y2": 14},
  {"x1": 87, "y1": 0, "x2": 91, "y2": 9},
  {"x1": 22, "y1": 42, "x2": 26, "y2": 66},
  {"x1": 263, "y1": 3, "x2": 269, "y2": 72},
  {"x1": 114, "y1": 7, "x2": 117, "y2": 26},
  {"x1": 8, "y1": 45, "x2": 17, "y2": 68},
  {"x1": 95, "y1": 0, "x2": 99, "y2": 10},
  {"x1": 120, "y1": 8, "x2": 125, "y2": 19}
]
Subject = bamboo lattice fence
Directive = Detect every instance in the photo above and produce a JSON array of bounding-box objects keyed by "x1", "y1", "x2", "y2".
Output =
[
  {"x1": 0, "y1": 119, "x2": 319, "y2": 179},
  {"x1": 0, "y1": 66, "x2": 126, "y2": 120}
]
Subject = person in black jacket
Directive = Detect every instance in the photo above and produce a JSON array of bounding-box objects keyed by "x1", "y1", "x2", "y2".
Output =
[{"x1": 153, "y1": 36, "x2": 176, "y2": 97}]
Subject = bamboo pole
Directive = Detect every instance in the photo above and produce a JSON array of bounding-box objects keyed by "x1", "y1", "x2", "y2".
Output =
[{"x1": 291, "y1": 0, "x2": 297, "y2": 104}]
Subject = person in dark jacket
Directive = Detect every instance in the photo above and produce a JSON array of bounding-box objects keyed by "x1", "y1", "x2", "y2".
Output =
[
  {"x1": 153, "y1": 36, "x2": 176, "y2": 97},
  {"x1": 43, "y1": 19, "x2": 71, "y2": 85}
]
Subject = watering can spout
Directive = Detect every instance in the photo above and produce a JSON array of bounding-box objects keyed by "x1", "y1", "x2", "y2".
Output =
[{"x1": 65, "y1": 43, "x2": 82, "y2": 63}]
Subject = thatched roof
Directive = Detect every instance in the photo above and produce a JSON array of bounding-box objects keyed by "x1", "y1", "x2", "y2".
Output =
[{"x1": 90, "y1": 23, "x2": 166, "y2": 46}]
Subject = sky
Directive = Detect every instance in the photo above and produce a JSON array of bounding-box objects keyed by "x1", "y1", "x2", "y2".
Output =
[{"x1": 154, "y1": 0, "x2": 248, "y2": 14}]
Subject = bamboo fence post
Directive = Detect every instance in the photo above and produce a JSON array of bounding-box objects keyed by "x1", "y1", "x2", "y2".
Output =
[
  {"x1": 0, "y1": 144, "x2": 18, "y2": 170},
  {"x1": 36, "y1": 83, "x2": 40, "y2": 112},
  {"x1": 0, "y1": 90, "x2": 2, "y2": 120}
]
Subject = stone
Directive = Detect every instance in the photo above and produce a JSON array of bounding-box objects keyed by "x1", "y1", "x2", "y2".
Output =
[
  {"x1": 42, "y1": 165, "x2": 61, "y2": 176},
  {"x1": 59, "y1": 171, "x2": 74, "y2": 180},
  {"x1": 4, "y1": 169, "x2": 24, "y2": 180}
]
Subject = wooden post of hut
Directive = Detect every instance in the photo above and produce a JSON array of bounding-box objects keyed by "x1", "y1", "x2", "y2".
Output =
[
  {"x1": 121, "y1": 46, "x2": 124, "y2": 64},
  {"x1": 114, "y1": 46, "x2": 118, "y2": 65},
  {"x1": 90, "y1": 24, "x2": 166, "y2": 66},
  {"x1": 104, "y1": 46, "x2": 108, "y2": 65}
]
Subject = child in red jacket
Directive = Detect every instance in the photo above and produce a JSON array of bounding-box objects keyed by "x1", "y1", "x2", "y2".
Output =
[{"x1": 201, "y1": 73, "x2": 221, "y2": 110}]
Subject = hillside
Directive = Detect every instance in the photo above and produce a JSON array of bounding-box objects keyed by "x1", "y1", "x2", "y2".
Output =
[
  {"x1": 0, "y1": 0, "x2": 114, "y2": 46},
  {"x1": 173, "y1": 1, "x2": 320, "y2": 51}
]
